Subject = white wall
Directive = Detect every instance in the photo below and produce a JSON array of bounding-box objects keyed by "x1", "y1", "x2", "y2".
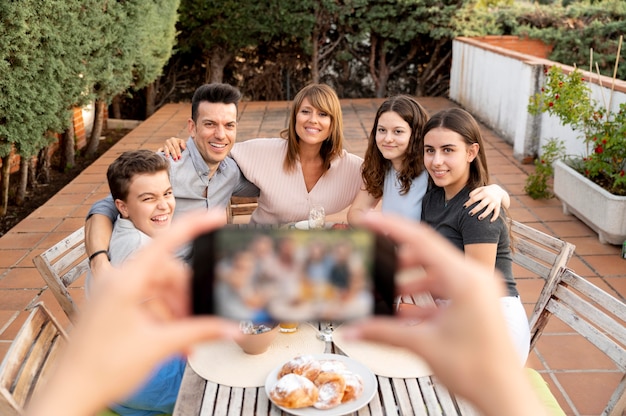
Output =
[{"x1": 450, "y1": 38, "x2": 626, "y2": 161}]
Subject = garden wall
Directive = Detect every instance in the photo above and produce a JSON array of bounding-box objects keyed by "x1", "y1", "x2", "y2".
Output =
[{"x1": 450, "y1": 36, "x2": 626, "y2": 162}]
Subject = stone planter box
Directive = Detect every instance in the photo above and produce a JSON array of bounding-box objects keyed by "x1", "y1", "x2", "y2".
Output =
[{"x1": 554, "y1": 159, "x2": 626, "y2": 245}]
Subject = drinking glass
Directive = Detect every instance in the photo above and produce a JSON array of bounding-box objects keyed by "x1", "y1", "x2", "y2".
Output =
[
  {"x1": 279, "y1": 322, "x2": 299, "y2": 333},
  {"x1": 308, "y1": 205, "x2": 325, "y2": 229}
]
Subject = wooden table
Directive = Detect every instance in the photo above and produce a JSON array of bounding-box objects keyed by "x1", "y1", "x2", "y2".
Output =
[{"x1": 172, "y1": 321, "x2": 480, "y2": 415}]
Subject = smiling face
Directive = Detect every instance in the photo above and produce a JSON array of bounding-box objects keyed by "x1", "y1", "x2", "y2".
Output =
[
  {"x1": 375, "y1": 111, "x2": 412, "y2": 171},
  {"x1": 188, "y1": 101, "x2": 237, "y2": 172},
  {"x1": 115, "y1": 170, "x2": 175, "y2": 238},
  {"x1": 295, "y1": 97, "x2": 332, "y2": 148},
  {"x1": 423, "y1": 127, "x2": 479, "y2": 200}
]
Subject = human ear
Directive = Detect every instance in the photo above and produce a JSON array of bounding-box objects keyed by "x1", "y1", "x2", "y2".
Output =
[
  {"x1": 466, "y1": 143, "x2": 480, "y2": 162},
  {"x1": 115, "y1": 199, "x2": 129, "y2": 218},
  {"x1": 187, "y1": 118, "x2": 196, "y2": 137}
]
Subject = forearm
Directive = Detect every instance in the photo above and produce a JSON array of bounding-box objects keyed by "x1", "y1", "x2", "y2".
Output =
[{"x1": 85, "y1": 214, "x2": 113, "y2": 273}]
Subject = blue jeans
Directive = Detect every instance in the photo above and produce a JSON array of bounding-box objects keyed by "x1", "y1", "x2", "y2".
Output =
[{"x1": 110, "y1": 355, "x2": 186, "y2": 416}]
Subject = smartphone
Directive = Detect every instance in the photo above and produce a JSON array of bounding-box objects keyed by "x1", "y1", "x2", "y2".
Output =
[{"x1": 191, "y1": 227, "x2": 396, "y2": 322}]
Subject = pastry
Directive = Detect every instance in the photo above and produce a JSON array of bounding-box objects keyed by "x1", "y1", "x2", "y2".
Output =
[
  {"x1": 313, "y1": 371, "x2": 346, "y2": 410},
  {"x1": 269, "y1": 373, "x2": 319, "y2": 409},
  {"x1": 340, "y1": 370, "x2": 364, "y2": 403},
  {"x1": 277, "y1": 354, "x2": 321, "y2": 381}
]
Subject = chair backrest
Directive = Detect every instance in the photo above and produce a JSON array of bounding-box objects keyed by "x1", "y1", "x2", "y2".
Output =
[
  {"x1": 0, "y1": 303, "x2": 68, "y2": 416},
  {"x1": 226, "y1": 196, "x2": 258, "y2": 224},
  {"x1": 529, "y1": 267, "x2": 626, "y2": 415},
  {"x1": 510, "y1": 220, "x2": 576, "y2": 282},
  {"x1": 32, "y1": 226, "x2": 87, "y2": 324}
]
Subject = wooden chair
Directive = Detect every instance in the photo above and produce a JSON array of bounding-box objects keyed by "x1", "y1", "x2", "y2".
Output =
[
  {"x1": 0, "y1": 303, "x2": 68, "y2": 416},
  {"x1": 529, "y1": 267, "x2": 626, "y2": 415},
  {"x1": 32, "y1": 226, "x2": 88, "y2": 324},
  {"x1": 510, "y1": 220, "x2": 576, "y2": 282},
  {"x1": 226, "y1": 196, "x2": 258, "y2": 224}
]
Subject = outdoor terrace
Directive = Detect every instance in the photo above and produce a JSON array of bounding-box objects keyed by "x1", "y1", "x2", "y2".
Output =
[{"x1": 0, "y1": 97, "x2": 624, "y2": 415}]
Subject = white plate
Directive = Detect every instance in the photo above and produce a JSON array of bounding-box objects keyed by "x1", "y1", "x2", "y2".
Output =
[
  {"x1": 264, "y1": 353, "x2": 377, "y2": 416},
  {"x1": 294, "y1": 220, "x2": 310, "y2": 230}
]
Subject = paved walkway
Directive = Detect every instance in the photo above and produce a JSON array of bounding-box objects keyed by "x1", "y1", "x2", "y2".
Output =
[{"x1": 0, "y1": 97, "x2": 624, "y2": 415}]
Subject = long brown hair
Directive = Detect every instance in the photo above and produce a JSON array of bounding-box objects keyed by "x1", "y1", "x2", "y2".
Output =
[
  {"x1": 362, "y1": 95, "x2": 429, "y2": 199},
  {"x1": 422, "y1": 108, "x2": 489, "y2": 191},
  {"x1": 281, "y1": 83, "x2": 344, "y2": 172}
]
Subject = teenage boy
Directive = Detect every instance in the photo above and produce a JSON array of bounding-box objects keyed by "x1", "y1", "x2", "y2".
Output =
[{"x1": 86, "y1": 149, "x2": 183, "y2": 416}]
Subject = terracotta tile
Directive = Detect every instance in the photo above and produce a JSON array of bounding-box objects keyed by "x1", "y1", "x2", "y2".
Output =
[
  {"x1": 0, "y1": 310, "x2": 29, "y2": 340},
  {"x1": 554, "y1": 371, "x2": 622, "y2": 415},
  {"x1": 0, "y1": 268, "x2": 46, "y2": 289},
  {"x1": 509, "y1": 207, "x2": 538, "y2": 223},
  {"x1": 0, "y1": 310, "x2": 19, "y2": 335},
  {"x1": 531, "y1": 206, "x2": 572, "y2": 222},
  {"x1": 0, "y1": 250, "x2": 28, "y2": 268},
  {"x1": 544, "y1": 220, "x2": 595, "y2": 239},
  {"x1": 514, "y1": 194, "x2": 563, "y2": 209},
  {"x1": 56, "y1": 217, "x2": 85, "y2": 233},
  {"x1": 0, "y1": 289, "x2": 40, "y2": 311},
  {"x1": 535, "y1": 334, "x2": 616, "y2": 370},
  {"x1": 567, "y1": 237, "x2": 621, "y2": 256},
  {"x1": 583, "y1": 255, "x2": 626, "y2": 277},
  {"x1": 602, "y1": 277, "x2": 626, "y2": 300},
  {"x1": 516, "y1": 278, "x2": 546, "y2": 304},
  {"x1": 0, "y1": 233, "x2": 45, "y2": 250}
]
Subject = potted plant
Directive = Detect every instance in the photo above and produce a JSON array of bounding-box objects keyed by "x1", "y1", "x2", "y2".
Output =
[{"x1": 528, "y1": 65, "x2": 626, "y2": 245}]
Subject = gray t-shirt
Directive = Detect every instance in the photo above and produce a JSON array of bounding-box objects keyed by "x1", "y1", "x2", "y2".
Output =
[
  {"x1": 421, "y1": 185, "x2": 518, "y2": 297},
  {"x1": 85, "y1": 217, "x2": 150, "y2": 295}
]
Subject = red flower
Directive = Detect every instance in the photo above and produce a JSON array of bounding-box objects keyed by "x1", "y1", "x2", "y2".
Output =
[
  {"x1": 621, "y1": 170, "x2": 625, "y2": 177},
  {"x1": 558, "y1": 82, "x2": 563, "y2": 87},
  {"x1": 595, "y1": 145, "x2": 603, "y2": 154},
  {"x1": 602, "y1": 139, "x2": 607, "y2": 144},
  {"x1": 585, "y1": 170, "x2": 590, "y2": 175},
  {"x1": 541, "y1": 159, "x2": 545, "y2": 164},
  {"x1": 555, "y1": 94, "x2": 560, "y2": 100},
  {"x1": 548, "y1": 102, "x2": 554, "y2": 107}
]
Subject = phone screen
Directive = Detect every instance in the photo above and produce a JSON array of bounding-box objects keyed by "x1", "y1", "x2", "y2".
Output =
[{"x1": 192, "y1": 227, "x2": 396, "y2": 322}]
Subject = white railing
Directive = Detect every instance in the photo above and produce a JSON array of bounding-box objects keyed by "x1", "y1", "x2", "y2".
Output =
[{"x1": 450, "y1": 37, "x2": 626, "y2": 160}]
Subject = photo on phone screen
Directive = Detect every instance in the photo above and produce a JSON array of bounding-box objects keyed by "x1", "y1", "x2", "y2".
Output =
[{"x1": 192, "y1": 227, "x2": 396, "y2": 322}]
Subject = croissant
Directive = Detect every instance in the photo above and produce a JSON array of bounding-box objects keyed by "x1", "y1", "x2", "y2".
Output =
[
  {"x1": 277, "y1": 355, "x2": 321, "y2": 381},
  {"x1": 269, "y1": 373, "x2": 319, "y2": 409},
  {"x1": 313, "y1": 371, "x2": 346, "y2": 410}
]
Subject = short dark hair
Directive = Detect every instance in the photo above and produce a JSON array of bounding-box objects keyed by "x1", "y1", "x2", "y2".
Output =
[
  {"x1": 191, "y1": 83, "x2": 242, "y2": 123},
  {"x1": 107, "y1": 150, "x2": 170, "y2": 202}
]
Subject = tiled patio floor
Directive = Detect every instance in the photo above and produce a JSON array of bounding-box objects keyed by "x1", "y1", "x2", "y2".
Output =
[{"x1": 0, "y1": 97, "x2": 624, "y2": 415}]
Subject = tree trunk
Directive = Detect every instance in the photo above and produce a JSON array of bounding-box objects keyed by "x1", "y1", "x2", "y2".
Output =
[
  {"x1": 28, "y1": 156, "x2": 37, "y2": 188},
  {"x1": 36, "y1": 147, "x2": 51, "y2": 184},
  {"x1": 111, "y1": 95, "x2": 122, "y2": 119},
  {"x1": 60, "y1": 122, "x2": 76, "y2": 171},
  {"x1": 311, "y1": 26, "x2": 320, "y2": 84},
  {"x1": 15, "y1": 156, "x2": 30, "y2": 207},
  {"x1": 145, "y1": 82, "x2": 156, "y2": 117},
  {"x1": 86, "y1": 99, "x2": 106, "y2": 158},
  {"x1": 15, "y1": 155, "x2": 29, "y2": 206},
  {"x1": 207, "y1": 48, "x2": 233, "y2": 84},
  {"x1": 0, "y1": 154, "x2": 10, "y2": 216}
]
